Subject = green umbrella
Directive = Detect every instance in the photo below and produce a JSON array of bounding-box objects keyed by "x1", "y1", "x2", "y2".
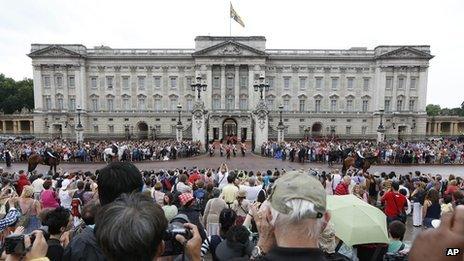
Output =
[{"x1": 327, "y1": 194, "x2": 389, "y2": 246}]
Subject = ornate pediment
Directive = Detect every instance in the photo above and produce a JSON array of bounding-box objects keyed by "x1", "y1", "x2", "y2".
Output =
[
  {"x1": 28, "y1": 45, "x2": 84, "y2": 58},
  {"x1": 376, "y1": 47, "x2": 433, "y2": 60},
  {"x1": 192, "y1": 41, "x2": 267, "y2": 57}
]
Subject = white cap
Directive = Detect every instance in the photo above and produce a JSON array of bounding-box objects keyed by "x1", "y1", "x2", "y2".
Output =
[{"x1": 431, "y1": 219, "x2": 441, "y2": 228}]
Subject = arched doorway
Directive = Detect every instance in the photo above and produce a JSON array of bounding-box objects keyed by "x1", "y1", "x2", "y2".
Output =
[
  {"x1": 137, "y1": 122, "x2": 148, "y2": 139},
  {"x1": 311, "y1": 122, "x2": 322, "y2": 136},
  {"x1": 222, "y1": 118, "x2": 238, "y2": 143}
]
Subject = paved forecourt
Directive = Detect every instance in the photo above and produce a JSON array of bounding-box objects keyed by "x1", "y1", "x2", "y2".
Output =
[{"x1": 5, "y1": 153, "x2": 464, "y2": 177}]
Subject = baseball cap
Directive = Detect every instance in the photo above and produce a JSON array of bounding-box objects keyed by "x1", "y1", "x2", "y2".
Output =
[{"x1": 269, "y1": 171, "x2": 326, "y2": 219}]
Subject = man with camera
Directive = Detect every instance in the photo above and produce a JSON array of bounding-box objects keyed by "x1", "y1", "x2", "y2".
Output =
[{"x1": 95, "y1": 193, "x2": 202, "y2": 261}]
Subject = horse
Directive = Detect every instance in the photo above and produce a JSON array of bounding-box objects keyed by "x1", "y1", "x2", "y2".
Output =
[
  {"x1": 28, "y1": 153, "x2": 60, "y2": 174},
  {"x1": 342, "y1": 153, "x2": 378, "y2": 175},
  {"x1": 103, "y1": 145, "x2": 128, "y2": 163},
  {"x1": 328, "y1": 148, "x2": 352, "y2": 166}
]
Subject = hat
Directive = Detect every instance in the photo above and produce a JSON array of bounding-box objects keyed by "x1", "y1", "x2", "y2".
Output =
[
  {"x1": 431, "y1": 219, "x2": 441, "y2": 228},
  {"x1": 269, "y1": 171, "x2": 326, "y2": 219},
  {"x1": 178, "y1": 193, "x2": 194, "y2": 206},
  {"x1": 162, "y1": 205, "x2": 179, "y2": 221},
  {"x1": 237, "y1": 190, "x2": 247, "y2": 198}
]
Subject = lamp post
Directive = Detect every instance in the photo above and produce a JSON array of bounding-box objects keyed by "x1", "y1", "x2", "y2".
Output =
[
  {"x1": 75, "y1": 105, "x2": 83, "y2": 146},
  {"x1": 176, "y1": 104, "x2": 183, "y2": 142},
  {"x1": 377, "y1": 109, "x2": 386, "y2": 143},
  {"x1": 253, "y1": 74, "x2": 270, "y2": 100},
  {"x1": 277, "y1": 104, "x2": 285, "y2": 142},
  {"x1": 191, "y1": 74, "x2": 207, "y2": 100}
]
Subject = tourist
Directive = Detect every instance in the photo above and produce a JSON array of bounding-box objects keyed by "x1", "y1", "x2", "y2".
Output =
[
  {"x1": 177, "y1": 192, "x2": 207, "y2": 241},
  {"x1": 161, "y1": 192, "x2": 178, "y2": 221},
  {"x1": 215, "y1": 225, "x2": 255, "y2": 260},
  {"x1": 422, "y1": 189, "x2": 441, "y2": 228},
  {"x1": 203, "y1": 188, "x2": 227, "y2": 237},
  {"x1": 42, "y1": 206, "x2": 72, "y2": 261},
  {"x1": 95, "y1": 193, "x2": 202, "y2": 261},
  {"x1": 441, "y1": 194, "x2": 453, "y2": 215},
  {"x1": 31, "y1": 173, "x2": 45, "y2": 200},
  {"x1": 220, "y1": 173, "x2": 239, "y2": 206},
  {"x1": 152, "y1": 181, "x2": 165, "y2": 206},
  {"x1": 240, "y1": 177, "x2": 262, "y2": 202},
  {"x1": 335, "y1": 175, "x2": 351, "y2": 196},
  {"x1": 18, "y1": 185, "x2": 42, "y2": 233},
  {"x1": 173, "y1": 174, "x2": 192, "y2": 194},
  {"x1": 352, "y1": 184, "x2": 368, "y2": 202},
  {"x1": 381, "y1": 181, "x2": 407, "y2": 224},
  {"x1": 201, "y1": 208, "x2": 238, "y2": 261},
  {"x1": 232, "y1": 190, "x2": 251, "y2": 225},
  {"x1": 387, "y1": 220, "x2": 406, "y2": 253},
  {"x1": 251, "y1": 171, "x2": 330, "y2": 260},
  {"x1": 40, "y1": 180, "x2": 60, "y2": 210}
]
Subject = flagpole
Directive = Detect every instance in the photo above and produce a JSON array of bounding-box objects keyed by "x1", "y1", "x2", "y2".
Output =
[{"x1": 229, "y1": 1, "x2": 231, "y2": 36}]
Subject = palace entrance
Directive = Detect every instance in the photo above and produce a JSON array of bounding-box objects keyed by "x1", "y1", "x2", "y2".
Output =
[
  {"x1": 137, "y1": 122, "x2": 148, "y2": 139},
  {"x1": 223, "y1": 118, "x2": 238, "y2": 143}
]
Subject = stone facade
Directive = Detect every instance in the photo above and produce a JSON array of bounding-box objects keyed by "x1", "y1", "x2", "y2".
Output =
[{"x1": 28, "y1": 36, "x2": 433, "y2": 141}]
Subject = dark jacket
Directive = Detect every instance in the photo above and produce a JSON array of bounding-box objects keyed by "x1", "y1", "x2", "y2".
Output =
[
  {"x1": 62, "y1": 227, "x2": 105, "y2": 261},
  {"x1": 255, "y1": 246, "x2": 327, "y2": 261}
]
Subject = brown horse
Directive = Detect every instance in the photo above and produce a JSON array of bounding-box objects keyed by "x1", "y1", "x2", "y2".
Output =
[
  {"x1": 342, "y1": 154, "x2": 378, "y2": 175},
  {"x1": 28, "y1": 153, "x2": 60, "y2": 174}
]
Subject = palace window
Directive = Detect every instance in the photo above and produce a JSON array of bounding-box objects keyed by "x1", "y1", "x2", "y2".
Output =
[
  {"x1": 347, "y1": 77, "x2": 354, "y2": 90},
  {"x1": 361, "y1": 126, "x2": 367, "y2": 135},
  {"x1": 283, "y1": 77, "x2": 290, "y2": 90},
  {"x1": 106, "y1": 76, "x2": 114, "y2": 89},
  {"x1": 138, "y1": 97, "x2": 146, "y2": 111},
  {"x1": 43, "y1": 75, "x2": 51, "y2": 88},
  {"x1": 409, "y1": 99, "x2": 416, "y2": 111},
  {"x1": 330, "y1": 99, "x2": 337, "y2": 111},
  {"x1": 346, "y1": 126, "x2": 351, "y2": 135},
  {"x1": 240, "y1": 76, "x2": 248, "y2": 89},
  {"x1": 299, "y1": 77, "x2": 306, "y2": 90},
  {"x1": 315, "y1": 77, "x2": 323, "y2": 90},
  {"x1": 226, "y1": 97, "x2": 234, "y2": 110},
  {"x1": 363, "y1": 78, "x2": 370, "y2": 91},
  {"x1": 385, "y1": 99, "x2": 391, "y2": 112},
  {"x1": 315, "y1": 99, "x2": 321, "y2": 112},
  {"x1": 154, "y1": 76, "x2": 161, "y2": 89},
  {"x1": 398, "y1": 77, "x2": 405, "y2": 89},
  {"x1": 213, "y1": 77, "x2": 220, "y2": 88},
  {"x1": 56, "y1": 96, "x2": 63, "y2": 110},
  {"x1": 123, "y1": 98, "x2": 130, "y2": 111},
  {"x1": 283, "y1": 99, "x2": 290, "y2": 111},
  {"x1": 122, "y1": 76, "x2": 130, "y2": 89},
  {"x1": 213, "y1": 97, "x2": 221, "y2": 110},
  {"x1": 68, "y1": 76, "x2": 75, "y2": 88},
  {"x1": 346, "y1": 99, "x2": 353, "y2": 111},
  {"x1": 331, "y1": 77, "x2": 339, "y2": 90},
  {"x1": 362, "y1": 100, "x2": 369, "y2": 112},
  {"x1": 385, "y1": 76, "x2": 393, "y2": 90},
  {"x1": 397, "y1": 98, "x2": 403, "y2": 111},
  {"x1": 299, "y1": 99, "x2": 305, "y2": 112},
  {"x1": 170, "y1": 97, "x2": 178, "y2": 111},
  {"x1": 55, "y1": 75, "x2": 63, "y2": 88},
  {"x1": 90, "y1": 77, "x2": 97, "y2": 88},
  {"x1": 91, "y1": 98, "x2": 98, "y2": 112},
  {"x1": 226, "y1": 76, "x2": 234, "y2": 89},
  {"x1": 154, "y1": 98, "x2": 161, "y2": 111},
  {"x1": 170, "y1": 77, "x2": 177, "y2": 89},
  {"x1": 107, "y1": 98, "x2": 114, "y2": 112},
  {"x1": 186, "y1": 99, "x2": 193, "y2": 111},
  {"x1": 267, "y1": 76, "x2": 274, "y2": 90},
  {"x1": 410, "y1": 77, "x2": 417, "y2": 90},
  {"x1": 138, "y1": 76, "x2": 145, "y2": 90},
  {"x1": 239, "y1": 98, "x2": 248, "y2": 110},
  {"x1": 68, "y1": 97, "x2": 76, "y2": 111}
]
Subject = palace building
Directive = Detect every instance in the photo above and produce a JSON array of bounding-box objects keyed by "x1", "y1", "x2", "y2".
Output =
[{"x1": 28, "y1": 36, "x2": 433, "y2": 141}]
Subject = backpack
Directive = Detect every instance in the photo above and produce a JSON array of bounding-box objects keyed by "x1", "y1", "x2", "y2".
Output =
[{"x1": 194, "y1": 188, "x2": 206, "y2": 205}]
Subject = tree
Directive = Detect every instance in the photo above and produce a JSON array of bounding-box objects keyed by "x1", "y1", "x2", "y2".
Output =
[
  {"x1": 426, "y1": 104, "x2": 441, "y2": 116},
  {"x1": 0, "y1": 74, "x2": 34, "y2": 114}
]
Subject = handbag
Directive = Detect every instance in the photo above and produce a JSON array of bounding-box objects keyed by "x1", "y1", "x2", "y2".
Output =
[{"x1": 392, "y1": 194, "x2": 407, "y2": 223}]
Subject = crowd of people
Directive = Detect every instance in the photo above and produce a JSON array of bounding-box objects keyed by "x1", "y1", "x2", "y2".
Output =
[
  {"x1": 0, "y1": 140, "x2": 202, "y2": 164},
  {"x1": 260, "y1": 138, "x2": 464, "y2": 165},
  {"x1": 0, "y1": 160, "x2": 462, "y2": 260}
]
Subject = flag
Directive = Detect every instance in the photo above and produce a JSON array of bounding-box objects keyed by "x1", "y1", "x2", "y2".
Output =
[{"x1": 230, "y1": 2, "x2": 245, "y2": 27}]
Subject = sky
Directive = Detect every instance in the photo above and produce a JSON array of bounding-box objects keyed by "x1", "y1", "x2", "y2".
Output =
[{"x1": 0, "y1": 0, "x2": 463, "y2": 108}]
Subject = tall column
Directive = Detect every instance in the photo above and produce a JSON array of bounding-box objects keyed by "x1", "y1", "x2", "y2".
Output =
[
  {"x1": 418, "y1": 67, "x2": 428, "y2": 112},
  {"x1": 220, "y1": 65, "x2": 226, "y2": 110},
  {"x1": 13, "y1": 121, "x2": 18, "y2": 134},
  {"x1": 437, "y1": 122, "x2": 441, "y2": 135},
  {"x1": 29, "y1": 120, "x2": 34, "y2": 133},
  {"x1": 234, "y1": 65, "x2": 240, "y2": 110},
  {"x1": 1, "y1": 121, "x2": 4, "y2": 133},
  {"x1": 205, "y1": 65, "x2": 213, "y2": 110},
  {"x1": 32, "y1": 65, "x2": 43, "y2": 111}
]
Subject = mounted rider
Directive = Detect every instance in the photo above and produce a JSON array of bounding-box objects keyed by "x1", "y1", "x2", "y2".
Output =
[
  {"x1": 111, "y1": 142, "x2": 119, "y2": 155},
  {"x1": 43, "y1": 142, "x2": 57, "y2": 165},
  {"x1": 355, "y1": 146, "x2": 365, "y2": 169}
]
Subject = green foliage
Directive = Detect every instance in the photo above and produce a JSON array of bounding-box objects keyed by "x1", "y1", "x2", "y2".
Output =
[
  {"x1": 0, "y1": 74, "x2": 34, "y2": 114},
  {"x1": 426, "y1": 102, "x2": 464, "y2": 116},
  {"x1": 426, "y1": 104, "x2": 441, "y2": 116}
]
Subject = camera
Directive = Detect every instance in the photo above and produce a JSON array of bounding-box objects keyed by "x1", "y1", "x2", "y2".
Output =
[
  {"x1": 4, "y1": 226, "x2": 49, "y2": 255},
  {"x1": 162, "y1": 214, "x2": 192, "y2": 256}
]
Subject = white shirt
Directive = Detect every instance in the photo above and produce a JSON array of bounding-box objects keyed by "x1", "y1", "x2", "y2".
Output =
[
  {"x1": 59, "y1": 189, "x2": 72, "y2": 210},
  {"x1": 331, "y1": 174, "x2": 342, "y2": 191},
  {"x1": 240, "y1": 185, "x2": 262, "y2": 202},
  {"x1": 217, "y1": 171, "x2": 229, "y2": 190},
  {"x1": 399, "y1": 185, "x2": 410, "y2": 198},
  {"x1": 31, "y1": 178, "x2": 44, "y2": 194}
]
